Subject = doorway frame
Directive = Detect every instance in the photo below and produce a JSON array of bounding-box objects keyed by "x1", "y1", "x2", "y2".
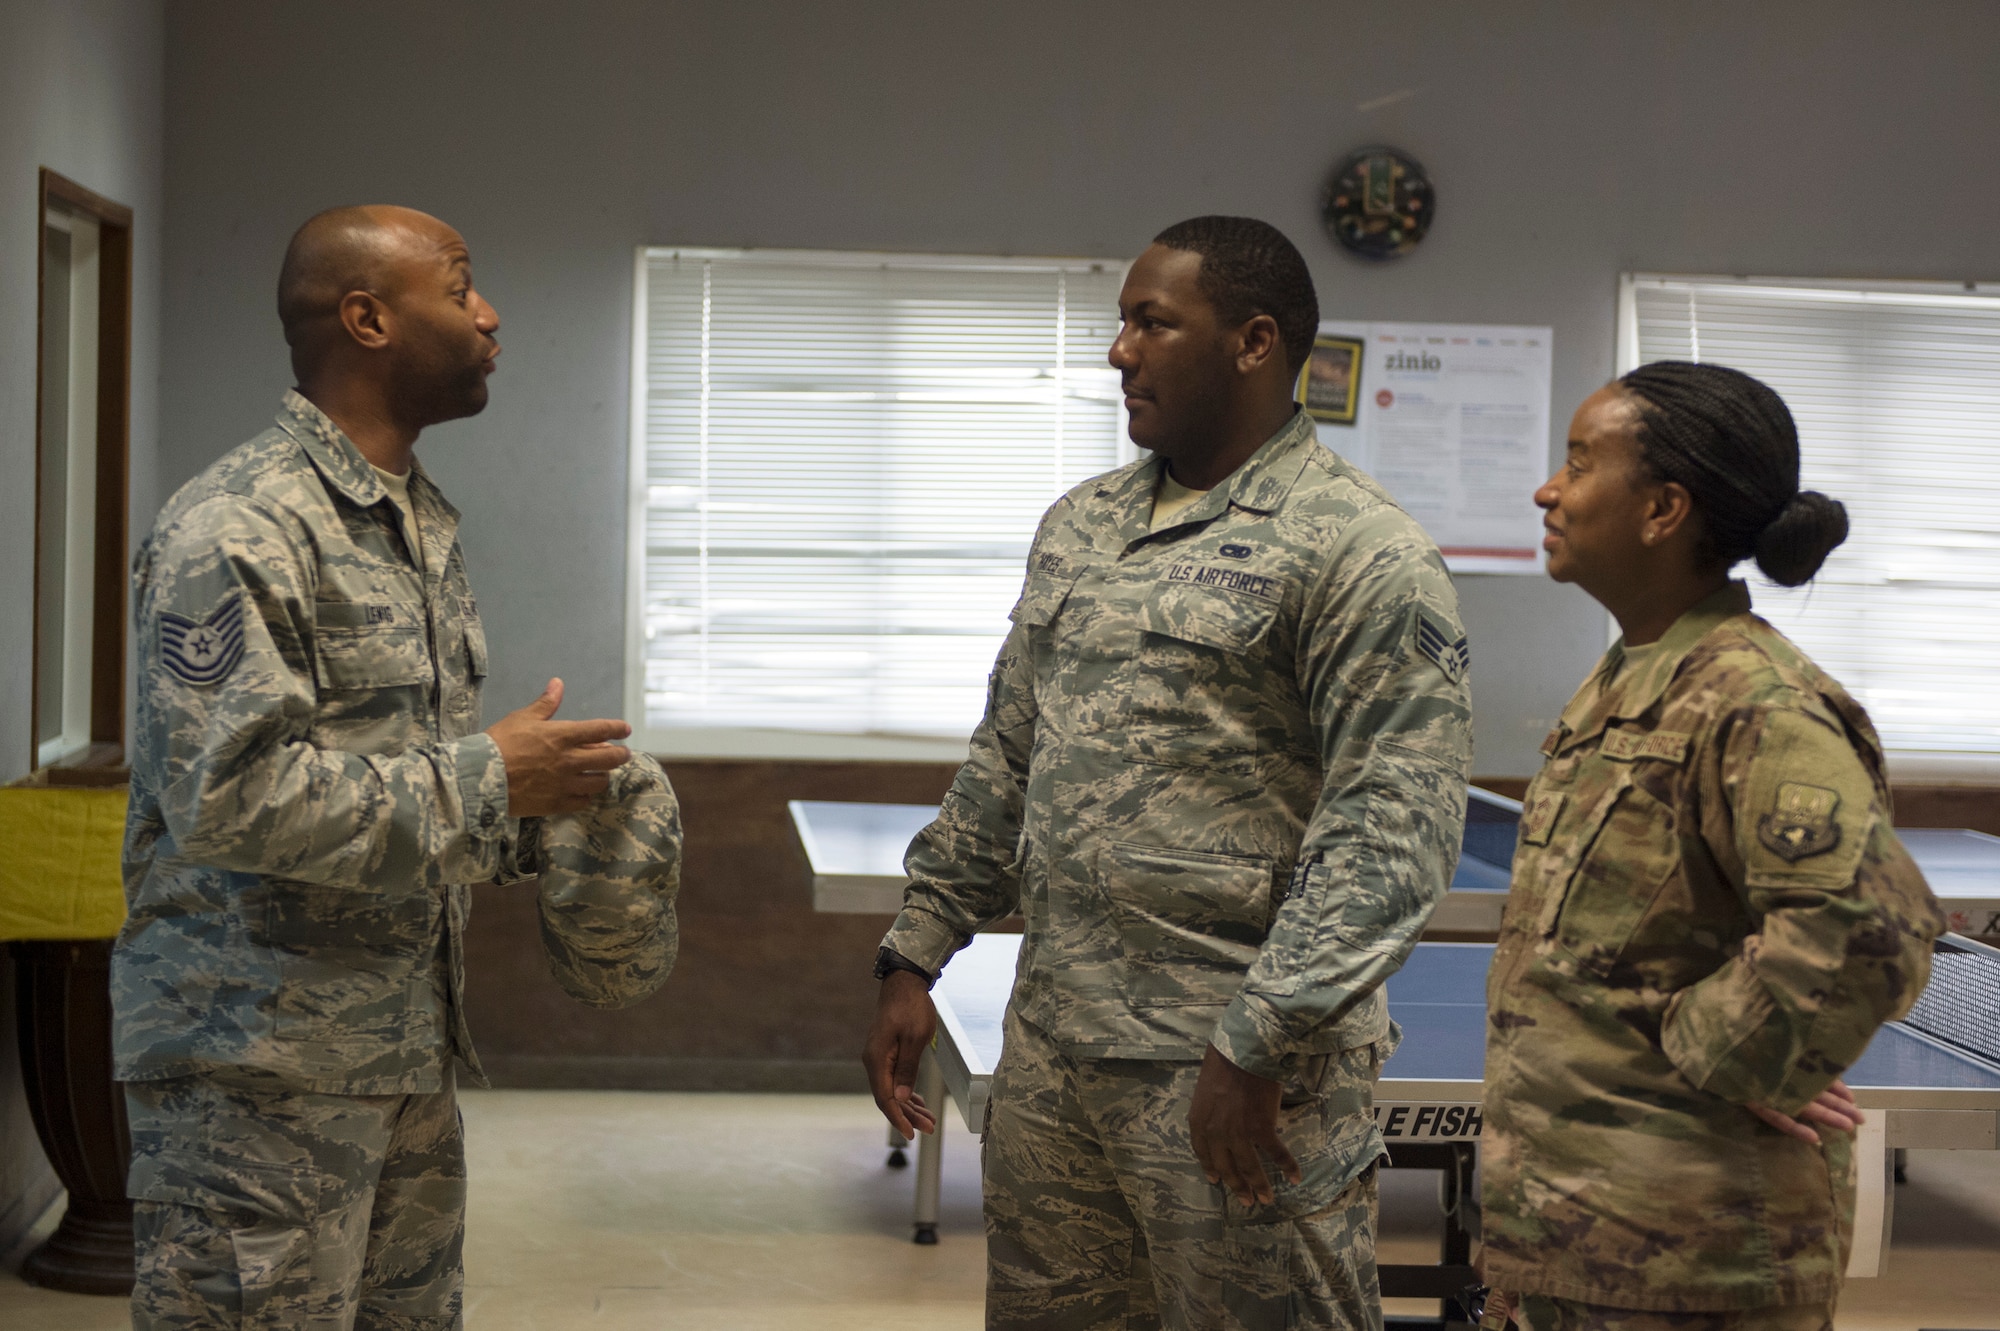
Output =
[{"x1": 32, "y1": 168, "x2": 133, "y2": 776}]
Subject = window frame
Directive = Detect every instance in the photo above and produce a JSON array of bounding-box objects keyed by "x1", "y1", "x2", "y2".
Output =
[
  {"x1": 31, "y1": 169, "x2": 132, "y2": 780},
  {"x1": 1616, "y1": 271, "x2": 2000, "y2": 780},
  {"x1": 623, "y1": 245, "x2": 1131, "y2": 762}
]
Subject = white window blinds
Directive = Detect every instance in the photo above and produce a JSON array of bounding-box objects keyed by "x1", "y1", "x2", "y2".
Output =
[
  {"x1": 1621, "y1": 274, "x2": 2000, "y2": 775},
  {"x1": 630, "y1": 248, "x2": 1127, "y2": 758}
]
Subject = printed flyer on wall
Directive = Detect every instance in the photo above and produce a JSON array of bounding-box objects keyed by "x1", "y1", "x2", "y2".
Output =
[{"x1": 1300, "y1": 321, "x2": 1552, "y2": 575}]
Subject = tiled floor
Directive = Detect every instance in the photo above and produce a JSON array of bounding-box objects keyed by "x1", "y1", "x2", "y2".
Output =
[{"x1": 4, "y1": 1089, "x2": 1995, "y2": 1328}]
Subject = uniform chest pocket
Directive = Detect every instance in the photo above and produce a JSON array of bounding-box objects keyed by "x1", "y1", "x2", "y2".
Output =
[
  {"x1": 313, "y1": 599, "x2": 432, "y2": 691},
  {"x1": 1009, "y1": 561, "x2": 1082, "y2": 630},
  {"x1": 460, "y1": 601, "x2": 489, "y2": 679},
  {"x1": 1100, "y1": 840, "x2": 1274, "y2": 1007},
  {"x1": 1137, "y1": 576, "x2": 1282, "y2": 655},
  {"x1": 1537, "y1": 770, "x2": 1680, "y2": 979}
]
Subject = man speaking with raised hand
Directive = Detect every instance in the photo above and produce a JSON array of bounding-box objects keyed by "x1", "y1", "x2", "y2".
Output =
[{"x1": 115, "y1": 205, "x2": 659, "y2": 1328}]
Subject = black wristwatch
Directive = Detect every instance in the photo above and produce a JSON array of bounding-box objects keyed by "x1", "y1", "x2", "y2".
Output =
[{"x1": 873, "y1": 946, "x2": 937, "y2": 989}]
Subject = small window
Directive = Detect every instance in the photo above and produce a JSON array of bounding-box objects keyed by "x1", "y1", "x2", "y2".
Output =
[
  {"x1": 628, "y1": 248, "x2": 1128, "y2": 759},
  {"x1": 33, "y1": 171, "x2": 132, "y2": 777},
  {"x1": 1621, "y1": 274, "x2": 2000, "y2": 777}
]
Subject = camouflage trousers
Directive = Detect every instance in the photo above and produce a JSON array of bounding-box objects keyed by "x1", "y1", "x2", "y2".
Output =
[
  {"x1": 983, "y1": 1007, "x2": 1388, "y2": 1330},
  {"x1": 1501, "y1": 1295, "x2": 1835, "y2": 1331},
  {"x1": 125, "y1": 1065, "x2": 465, "y2": 1330}
]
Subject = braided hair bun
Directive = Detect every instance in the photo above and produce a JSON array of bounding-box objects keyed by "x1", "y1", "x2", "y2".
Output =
[
  {"x1": 1617, "y1": 361, "x2": 1848, "y2": 586},
  {"x1": 1753, "y1": 491, "x2": 1850, "y2": 587}
]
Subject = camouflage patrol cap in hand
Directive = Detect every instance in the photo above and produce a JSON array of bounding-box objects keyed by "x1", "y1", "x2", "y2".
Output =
[{"x1": 525, "y1": 754, "x2": 683, "y2": 1009}]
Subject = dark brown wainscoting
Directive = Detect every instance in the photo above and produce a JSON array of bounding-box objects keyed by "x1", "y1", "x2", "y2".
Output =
[
  {"x1": 462, "y1": 766, "x2": 2000, "y2": 1090},
  {"x1": 461, "y1": 759, "x2": 957, "y2": 1092}
]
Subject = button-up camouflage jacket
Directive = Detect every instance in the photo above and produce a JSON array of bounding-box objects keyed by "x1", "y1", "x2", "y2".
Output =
[
  {"x1": 1480, "y1": 581, "x2": 1944, "y2": 1312},
  {"x1": 117, "y1": 392, "x2": 513, "y2": 1093},
  {"x1": 885, "y1": 412, "x2": 1473, "y2": 1081}
]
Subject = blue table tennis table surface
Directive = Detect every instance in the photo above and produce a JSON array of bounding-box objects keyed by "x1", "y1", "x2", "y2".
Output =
[
  {"x1": 924, "y1": 934, "x2": 1998, "y2": 1276},
  {"x1": 934, "y1": 936, "x2": 2000, "y2": 1101}
]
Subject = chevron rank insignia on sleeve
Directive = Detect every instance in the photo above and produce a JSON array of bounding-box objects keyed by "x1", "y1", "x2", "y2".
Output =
[
  {"x1": 1416, "y1": 610, "x2": 1470, "y2": 684},
  {"x1": 160, "y1": 594, "x2": 248, "y2": 686}
]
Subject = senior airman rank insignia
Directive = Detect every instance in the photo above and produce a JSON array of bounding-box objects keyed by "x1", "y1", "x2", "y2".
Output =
[
  {"x1": 1758, "y1": 782, "x2": 1841, "y2": 861},
  {"x1": 1416, "y1": 609, "x2": 1469, "y2": 684},
  {"x1": 160, "y1": 594, "x2": 248, "y2": 686}
]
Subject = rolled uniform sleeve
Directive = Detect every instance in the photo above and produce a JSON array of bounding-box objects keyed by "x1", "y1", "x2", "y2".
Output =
[
  {"x1": 1662, "y1": 705, "x2": 1944, "y2": 1114},
  {"x1": 1212, "y1": 513, "x2": 1473, "y2": 1078},
  {"x1": 143, "y1": 496, "x2": 511, "y2": 891}
]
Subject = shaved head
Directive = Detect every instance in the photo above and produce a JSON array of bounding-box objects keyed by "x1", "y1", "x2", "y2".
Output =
[
  {"x1": 276, "y1": 203, "x2": 501, "y2": 436},
  {"x1": 278, "y1": 206, "x2": 453, "y2": 355}
]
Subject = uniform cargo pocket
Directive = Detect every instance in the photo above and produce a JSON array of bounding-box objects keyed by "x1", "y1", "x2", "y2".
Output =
[
  {"x1": 130, "y1": 1147, "x2": 322, "y2": 1323},
  {"x1": 1221, "y1": 1047, "x2": 1382, "y2": 1226},
  {"x1": 1100, "y1": 841, "x2": 1273, "y2": 1007},
  {"x1": 265, "y1": 883, "x2": 432, "y2": 1036}
]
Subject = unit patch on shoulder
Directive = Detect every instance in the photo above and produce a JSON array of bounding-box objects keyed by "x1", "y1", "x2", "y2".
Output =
[
  {"x1": 1415, "y1": 610, "x2": 1469, "y2": 683},
  {"x1": 160, "y1": 594, "x2": 248, "y2": 687},
  {"x1": 1757, "y1": 782, "x2": 1841, "y2": 862}
]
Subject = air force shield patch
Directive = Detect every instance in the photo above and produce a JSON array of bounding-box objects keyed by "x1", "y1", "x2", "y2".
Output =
[
  {"x1": 1758, "y1": 782, "x2": 1841, "y2": 862},
  {"x1": 1416, "y1": 609, "x2": 1470, "y2": 684},
  {"x1": 160, "y1": 594, "x2": 248, "y2": 687}
]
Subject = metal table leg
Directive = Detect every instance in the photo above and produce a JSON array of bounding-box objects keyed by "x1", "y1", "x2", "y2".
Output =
[
  {"x1": 1846, "y1": 1113, "x2": 1894, "y2": 1278},
  {"x1": 912, "y1": 1050, "x2": 945, "y2": 1244},
  {"x1": 886, "y1": 1119, "x2": 909, "y2": 1169}
]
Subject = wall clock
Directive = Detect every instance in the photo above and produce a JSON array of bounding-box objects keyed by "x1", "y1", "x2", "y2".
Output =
[{"x1": 1323, "y1": 147, "x2": 1434, "y2": 260}]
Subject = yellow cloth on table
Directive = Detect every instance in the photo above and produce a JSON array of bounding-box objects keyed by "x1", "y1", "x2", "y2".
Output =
[{"x1": 0, "y1": 787, "x2": 129, "y2": 941}]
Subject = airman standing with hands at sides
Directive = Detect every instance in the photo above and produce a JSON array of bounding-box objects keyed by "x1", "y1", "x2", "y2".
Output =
[
  {"x1": 114, "y1": 205, "x2": 678, "y2": 1329},
  {"x1": 864, "y1": 216, "x2": 1473, "y2": 1329}
]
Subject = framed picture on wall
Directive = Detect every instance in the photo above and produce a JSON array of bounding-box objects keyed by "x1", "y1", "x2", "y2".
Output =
[{"x1": 1298, "y1": 334, "x2": 1364, "y2": 425}]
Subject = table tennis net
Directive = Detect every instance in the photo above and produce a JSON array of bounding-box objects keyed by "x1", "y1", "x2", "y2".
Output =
[{"x1": 1901, "y1": 935, "x2": 2000, "y2": 1067}]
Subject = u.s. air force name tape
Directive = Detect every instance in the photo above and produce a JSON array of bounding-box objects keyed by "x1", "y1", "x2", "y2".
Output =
[{"x1": 1374, "y1": 1102, "x2": 1483, "y2": 1141}]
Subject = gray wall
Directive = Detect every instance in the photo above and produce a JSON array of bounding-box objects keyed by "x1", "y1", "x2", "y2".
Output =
[
  {"x1": 0, "y1": 0, "x2": 164, "y2": 1257},
  {"x1": 161, "y1": 0, "x2": 2000, "y2": 778}
]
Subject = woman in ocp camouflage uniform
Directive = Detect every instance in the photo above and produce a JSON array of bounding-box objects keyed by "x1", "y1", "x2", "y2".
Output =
[{"x1": 1476, "y1": 362, "x2": 1943, "y2": 1331}]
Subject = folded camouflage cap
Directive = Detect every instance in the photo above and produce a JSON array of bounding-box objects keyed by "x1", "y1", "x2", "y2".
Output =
[{"x1": 523, "y1": 754, "x2": 683, "y2": 1009}]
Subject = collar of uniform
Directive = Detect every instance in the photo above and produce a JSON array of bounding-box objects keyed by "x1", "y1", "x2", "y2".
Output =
[
  {"x1": 277, "y1": 389, "x2": 389, "y2": 509},
  {"x1": 404, "y1": 456, "x2": 464, "y2": 579},
  {"x1": 1551, "y1": 580, "x2": 1753, "y2": 755},
  {"x1": 1108, "y1": 409, "x2": 1318, "y2": 545}
]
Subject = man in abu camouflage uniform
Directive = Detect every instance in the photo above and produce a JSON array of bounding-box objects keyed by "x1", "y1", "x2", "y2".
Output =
[
  {"x1": 863, "y1": 216, "x2": 1473, "y2": 1329},
  {"x1": 115, "y1": 205, "x2": 679, "y2": 1329}
]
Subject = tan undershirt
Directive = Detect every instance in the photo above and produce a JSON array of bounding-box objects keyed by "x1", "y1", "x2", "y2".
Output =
[
  {"x1": 1150, "y1": 470, "x2": 1211, "y2": 530},
  {"x1": 1603, "y1": 639, "x2": 1660, "y2": 697},
  {"x1": 371, "y1": 463, "x2": 425, "y2": 571}
]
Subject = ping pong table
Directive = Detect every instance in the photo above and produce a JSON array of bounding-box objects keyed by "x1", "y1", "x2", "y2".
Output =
[
  {"x1": 790, "y1": 785, "x2": 1522, "y2": 935},
  {"x1": 791, "y1": 797, "x2": 2000, "y2": 942},
  {"x1": 914, "y1": 931, "x2": 2000, "y2": 1314},
  {"x1": 790, "y1": 797, "x2": 2000, "y2": 1313}
]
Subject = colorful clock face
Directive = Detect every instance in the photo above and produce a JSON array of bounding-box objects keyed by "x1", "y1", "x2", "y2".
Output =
[{"x1": 1323, "y1": 147, "x2": 1434, "y2": 260}]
